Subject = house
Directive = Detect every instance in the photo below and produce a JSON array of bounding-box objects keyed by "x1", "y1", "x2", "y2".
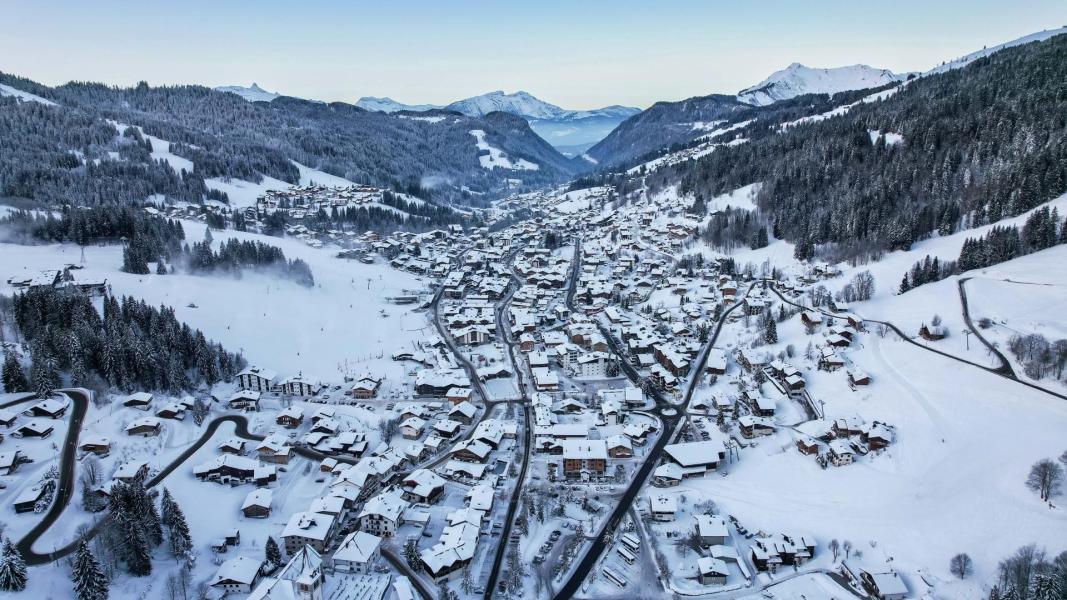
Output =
[
  {"x1": 26, "y1": 397, "x2": 69, "y2": 419},
  {"x1": 532, "y1": 367, "x2": 559, "y2": 391},
  {"x1": 237, "y1": 366, "x2": 278, "y2": 392},
  {"x1": 210, "y1": 555, "x2": 263, "y2": 594},
  {"x1": 847, "y1": 368, "x2": 871, "y2": 386},
  {"x1": 697, "y1": 556, "x2": 729, "y2": 586},
  {"x1": 695, "y1": 514, "x2": 729, "y2": 546},
  {"x1": 652, "y1": 463, "x2": 683, "y2": 487},
  {"x1": 705, "y1": 349, "x2": 727, "y2": 375},
  {"x1": 229, "y1": 390, "x2": 262, "y2": 411},
  {"x1": 445, "y1": 387, "x2": 473, "y2": 405},
  {"x1": 281, "y1": 511, "x2": 339, "y2": 554},
  {"x1": 331, "y1": 531, "x2": 381, "y2": 574},
  {"x1": 861, "y1": 570, "x2": 909, "y2": 600},
  {"x1": 0, "y1": 409, "x2": 16, "y2": 428},
  {"x1": 246, "y1": 545, "x2": 325, "y2": 600},
  {"x1": 357, "y1": 491, "x2": 408, "y2": 537},
  {"x1": 126, "y1": 417, "x2": 162, "y2": 437},
  {"x1": 800, "y1": 311, "x2": 823, "y2": 327},
  {"x1": 919, "y1": 323, "x2": 946, "y2": 341},
  {"x1": 448, "y1": 401, "x2": 477, "y2": 424},
  {"x1": 828, "y1": 440, "x2": 854, "y2": 466},
  {"x1": 277, "y1": 406, "x2": 304, "y2": 428},
  {"x1": 401, "y1": 469, "x2": 447, "y2": 504},
  {"x1": 663, "y1": 439, "x2": 727, "y2": 476},
  {"x1": 14, "y1": 420, "x2": 54, "y2": 439},
  {"x1": 400, "y1": 417, "x2": 426, "y2": 440},
  {"x1": 113, "y1": 461, "x2": 150, "y2": 483},
  {"x1": 606, "y1": 435, "x2": 633, "y2": 458},
  {"x1": 451, "y1": 439, "x2": 492, "y2": 463},
  {"x1": 76, "y1": 435, "x2": 110, "y2": 456},
  {"x1": 648, "y1": 492, "x2": 677, "y2": 521},
  {"x1": 13, "y1": 484, "x2": 46, "y2": 513},
  {"x1": 155, "y1": 402, "x2": 186, "y2": 421},
  {"x1": 241, "y1": 488, "x2": 273, "y2": 518},
  {"x1": 560, "y1": 439, "x2": 607, "y2": 479},
  {"x1": 738, "y1": 415, "x2": 775, "y2": 438},
  {"x1": 419, "y1": 520, "x2": 479, "y2": 582},
  {"x1": 122, "y1": 392, "x2": 154, "y2": 411},
  {"x1": 0, "y1": 451, "x2": 22, "y2": 476},
  {"x1": 350, "y1": 376, "x2": 382, "y2": 399}
]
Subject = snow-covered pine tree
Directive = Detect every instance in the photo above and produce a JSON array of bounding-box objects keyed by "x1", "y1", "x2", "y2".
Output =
[
  {"x1": 166, "y1": 501, "x2": 193, "y2": 560},
  {"x1": 764, "y1": 316, "x2": 778, "y2": 344},
  {"x1": 0, "y1": 539, "x2": 28, "y2": 591},
  {"x1": 2, "y1": 352, "x2": 29, "y2": 393},
  {"x1": 72, "y1": 540, "x2": 108, "y2": 600},
  {"x1": 264, "y1": 537, "x2": 282, "y2": 573}
]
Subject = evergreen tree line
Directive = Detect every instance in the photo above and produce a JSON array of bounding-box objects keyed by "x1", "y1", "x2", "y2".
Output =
[
  {"x1": 902, "y1": 207, "x2": 1064, "y2": 292},
  {"x1": 698, "y1": 206, "x2": 769, "y2": 251},
  {"x1": 5, "y1": 287, "x2": 244, "y2": 394},
  {"x1": 0, "y1": 204, "x2": 186, "y2": 248},
  {"x1": 0, "y1": 95, "x2": 220, "y2": 207},
  {"x1": 664, "y1": 34, "x2": 1067, "y2": 260},
  {"x1": 180, "y1": 238, "x2": 315, "y2": 287}
]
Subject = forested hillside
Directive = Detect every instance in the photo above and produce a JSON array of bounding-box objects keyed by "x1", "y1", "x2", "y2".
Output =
[
  {"x1": 0, "y1": 74, "x2": 577, "y2": 209},
  {"x1": 660, "y1": 33, "x2": 1067, "y2": 260}
]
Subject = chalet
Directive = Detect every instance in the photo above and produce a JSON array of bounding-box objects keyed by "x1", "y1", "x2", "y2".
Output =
[
  {"x1": 357, "y1": 491, "x2": 408, "y2": 538},
  {"x1": 828, "y1": 440, "x2": 854, "y2": 466},
  {"x1": 796, "y1": 436, "x2": 820, "y2": 456},
  {"x1": 606, "y1": 435, "x2": 633, "y2": 458},
  {"x1": 0, "y1": 451, "x2": 22, "y2": 476},
  {"x1": 195, "y1": 454, "x2": 277, "y2": 486},
  {"x1": 560, "y1": 439, "x2": 607, "y2": 479},
  {"x1": 751, "y1": 394, "x2": 776, "y2": 417},
  {"x1": 246, "y1": 544, "x2": 325, "y2": 600},
  {"x1": 919, "y1": 323, "x2": 946, "y2": 341},
  {"x1": 419, "y1": 520, "x2": 479, "y2": 582},
  {"x1": 155, "y1": 402, "x2": 186, "y2": 421},
  {"x1": 218, "y1": 438, "x2": 246, "y2": 456},
  {"x1": 532, "y1": 367, "x2": 560, "y2": 392},
  {"x1": 209, "y1": 556, "x2": 263, "y2": 594},
  {"x1": 237, "y1": 366, "x2": 277, "y2": 393},
  {"x1": 276, "y1": 406, "x2": 304, "y2": 428},
  {"x1": 738, "y1": 416, "x2": 776, "y2": 438},
  {"x1": 705, "y1": 349, "x2": 727, "y2": 375},
  {"x1": 400, "y1": 469, "x2": 447, "y2": 504},
  {"x1": 256, "y1": 437, "x2": 293, "y2": 464},
  {"x1": 241, "y1": 488, "x2": 273, "y2": 518},
  {"x1": 332, "y1": 531, "x2": 382, "y2": 574},
  {"x1": 448, "y1": 401, "x2": 476, "y2": 424},
  {"x1": 228, "y1": 390, "x2": 261, "y2": 411},
  {"x1": 122, "y1": 392, "x2": 153, "y2": 410},
  {"x1": 14, "y1": 420, "x2": 54, "y2": 438},
  {"x1": 400, "y1": 416, "x2": 426, "y2": 440},
  {"x1": 800, "y1": 311, "x2": 823, "y2": 327},
  {"x1": 697, "y1": 557, "x2": 729, "y2": 586},
  {"x1": 113, "y1": 461, "x2": 150, "y2": 483},
  {"x1": 13, "y1": 484, "x2": 46, "y2": 513},
  {"x1": 445, "y1": 387, "x2": 473, "y2": 405},
  {"x1": 415, "y1": 370, "x2": 468, "y2": 396},
  {"x1": 0, "y1": 409, "x2": 16, "y2": 427},
  {"x1": 863, "y1": 423, "x2": 895, "y2": 451},
  {"x1": 453, "y1": 324, "x2": 491, "y2": 346},
  {"x1": 847, "y1": 368, "x2": 871, "y2": 386},
  {"x1": 860, "y1": 570, "x2": 909, "y2": 600},
  {"x1": 452, "y1": 439, "x2": 492, "y2": 463},
  {"x1": 432, "y1": 419, "x2": 462, "y2": 439},
  {"x1": 350, "y1": 376, "x2": 382, "y2": 399},
  {"x1": 282, "y1": 511, "x2": 339, "y2": 554},
  {"x1": 26, "y1": 397, "x2": 69, "y2": 419}
]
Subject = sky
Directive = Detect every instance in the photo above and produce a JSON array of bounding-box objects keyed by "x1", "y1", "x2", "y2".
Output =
[{"x1": 1, "y1": 0, "x2": 1065, "y2": 109}]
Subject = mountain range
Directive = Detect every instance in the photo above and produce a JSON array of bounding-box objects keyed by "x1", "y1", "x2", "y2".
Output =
[{"x1": 736, "y1": 63, "x2": 911, "y2": 106}]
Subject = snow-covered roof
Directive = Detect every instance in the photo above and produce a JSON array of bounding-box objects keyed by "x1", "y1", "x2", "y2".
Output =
[
  {"x1": 332, "y1": 531, "x2": 381, "y2": 564},
  {"x1": 210, "y1": 555, "x2": 262, "y2": 586}
]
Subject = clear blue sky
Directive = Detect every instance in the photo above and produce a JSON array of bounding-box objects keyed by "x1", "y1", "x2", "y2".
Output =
[{"x1": 2, "y1": 0, "x2": 1065, "y2": 109}]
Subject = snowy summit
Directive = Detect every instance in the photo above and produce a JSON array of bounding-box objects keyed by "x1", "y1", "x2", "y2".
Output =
[
  {"x1": 214, "y1": 83, "x2": 280, "y2": 103},
  {"x1": 737, "y1": 63, "x2": 910, "y2": 106}
]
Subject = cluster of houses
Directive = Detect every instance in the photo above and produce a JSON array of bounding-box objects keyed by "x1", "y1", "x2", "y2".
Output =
[{"x1": 795, "y1": 416, "x2": 896, "y2": 467}]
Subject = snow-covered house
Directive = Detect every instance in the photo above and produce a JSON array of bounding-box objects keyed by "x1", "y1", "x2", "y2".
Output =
[
  {"x1": 331, "y1": 531, "x2": 381, "y2": 574},
  {"x1": 357, "y1": 491, "x2": 408, "y2": 537},
  {"x1": 238, "y1": 366, "x2": 278, "y2": 393},
  {"x1": 210, "y1": 555, "x2": 263, "y2": 594}
]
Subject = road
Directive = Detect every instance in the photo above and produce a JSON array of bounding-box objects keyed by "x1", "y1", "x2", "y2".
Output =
[
  {"x1": 484, "y1": 245, "x2": 533, "y2": 600},
  {"x1": 957, "y1": 277, "x2": 1015, "y2": 377},
  {"x1": 766, "y1": 282, "x2": 1067, "y2": 402},
  {"x1": 552, "y1": 282, "x2": 754, "y2": 599},
  {"x1": 14, "y1": 400, "x2": 338, "y2": 565}
]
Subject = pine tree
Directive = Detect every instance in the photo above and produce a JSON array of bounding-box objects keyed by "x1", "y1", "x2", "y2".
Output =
[
  {"x1": 0, "y1": 539, "x2": 28, "y2": 591},
  {"x1": 265, "y1": 537, "x2": 282, "y2": 573},
  {"x1": 161, "y1": 492, "x2": 192, "y2": 560},
  {"x1": 2, "y1": 353, "x2": 29, "y2": 393},
  {"x1": 899, "y1": 274, "x2": 911, "y2": 294},
  {"x1": 764, "y1": 317, "x2": 778, "y2": 345},
  {"x1": 1030, "y1": 573, "x2": 1059, "y2": 600},
  {"x1": 123, "y1": 523, "x2": 152, "y2": 577},
  {"x1": 30, "y1": 346, "x2": 60, "y2": 398},
  {"x1": 72, "y1": 540, "x2": 109, "y2": 600}
]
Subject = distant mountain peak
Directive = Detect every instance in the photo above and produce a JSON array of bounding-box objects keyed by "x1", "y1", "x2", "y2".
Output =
[
  {"x1": 214, "y1": 83, "x2": 280, "y2": 103},
  {"x1": 355, "y1": 96, "x2": 444, "y2": 113},
  {"x1": 737, "y1": 63, "x2": 909, "y2": 106}
]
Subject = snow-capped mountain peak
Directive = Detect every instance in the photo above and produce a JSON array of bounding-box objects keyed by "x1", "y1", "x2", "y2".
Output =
[
  {"x1": 445, "y1": 90, "x2": 568, "y2": 120},
  {"x1": 737, "y1": 63, "x2": 910, "y2": 106},
  {"x1": 214, "y1": 83, "x2": 280, "y2": 103},
  {"x1": 355, "y1": 96, "x2": 444, "y2": 113}
]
